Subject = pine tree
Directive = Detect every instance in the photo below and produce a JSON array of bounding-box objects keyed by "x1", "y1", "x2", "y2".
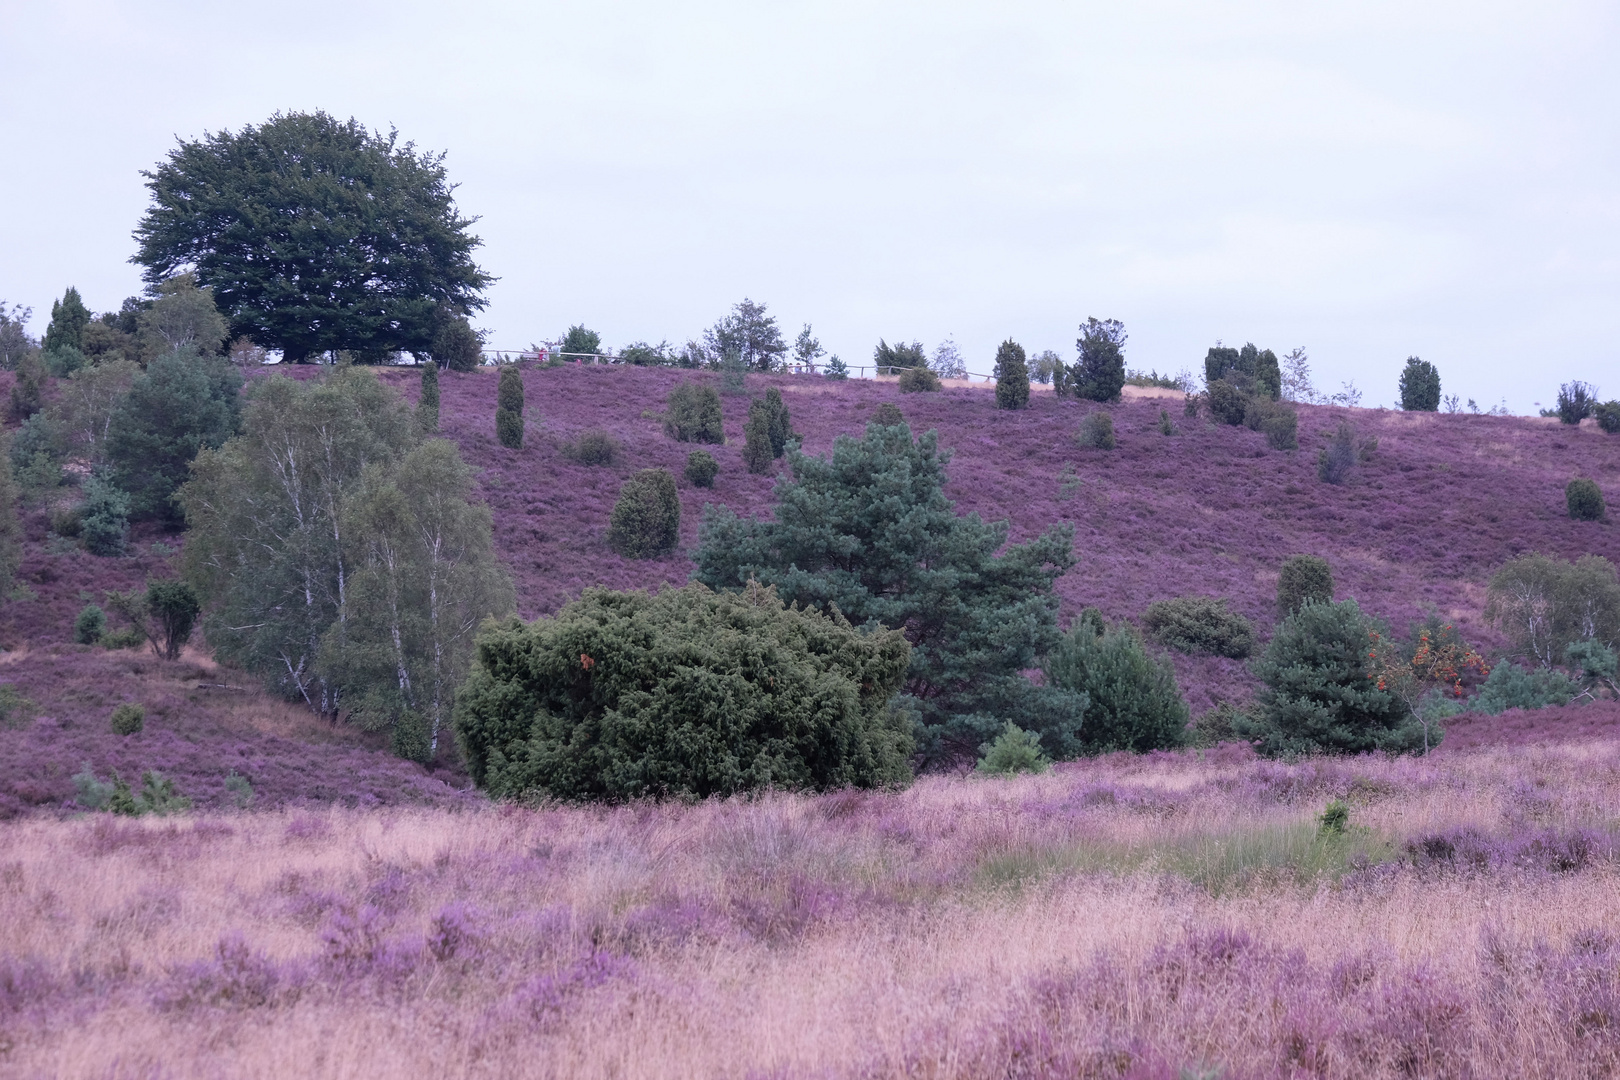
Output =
[
  {"x1": 43, "y1": 287, "x2": 91, "y2": 354},
  {"x1": 994, "y1": 339, "x2": 1030, "y2": 410},
  {"x1": 417, "y1": 361, "x2": 440, "y2": 433},
  {"x1": 495, "y1": 365, "x2": 524, "y2": 449}
]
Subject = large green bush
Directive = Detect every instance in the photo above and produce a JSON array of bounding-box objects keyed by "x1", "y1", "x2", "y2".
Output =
[
  {"x1": 80, "y1": 477, "x2": 131, "y2": 556},
  {"x1": 1556, "y1": 381, "x2": 1598, "y2": 425},
  {"x1": 453, "y1": 582, "x2": 914, "y2": 800},
  {"x1": 1043, "y1": 620, "x2": 1188, "y2": 753},
  {"x1": 1485, "y1": 553, "x2": 1620, "y2": 667},
  {"x1": 1204, "y1": 343, "x2": 1280, "y2": 400},
  {"x1": 1243, "y1": 396, "x2": 1298, "y2": 450},
  {"x1": 994, "y1": 340, "x2": 1030, "y2": 410},
  {"x1": 1596, "y1": 401, "x2": 1620, "y2": 434},
  {"x1": 1072, "y1": 319, "x2": 1126, "y2": 403},
  {"x1": 1234, "y1": 600, "x2": 1422, "y2": 757},
  {"x1": 1567, "y1": 478, "x2": 1605, "y2": 521},
  {"x1": 664, "y1": 382, "x2": 725, "y2": 443},
  {"x1": 1075, "y1": 412, "x2": 1115, "y2": 450},
  {"x1": 1398, "y1": 357, "x2": 1441, "y2": 412},
  {"x1": 684, "y1": 449, "x2": 719, "y2": 488},
  {"x1": 1471, "y1": 662, "x2": 1579, "y2": 714},
  {"x1": 1206, "y1": 379, "x2": 1247, "y2": 425},
  {"x1": 1277, "y1": 555, "x2": 1334, "y2": 617},
  {"x1": 608, "y1": 468, "x2": 680, "y2": 558},
  {"x1": 1142, "y1": 596, "x2": 1256, "y2": 658},
  {"x1": 899, "y1": 366, "x2": 942, "y2": 393}
]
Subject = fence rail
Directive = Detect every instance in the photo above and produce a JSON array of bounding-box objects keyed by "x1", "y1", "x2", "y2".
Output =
[{"x1": 479, "y1": 350, "x2": 1001, "y2": 383}]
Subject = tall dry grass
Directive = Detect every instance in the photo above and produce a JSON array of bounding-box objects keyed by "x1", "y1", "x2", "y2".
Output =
[{"x1": 3, "y1": 738, "x2": 1620, "y2": 1078}]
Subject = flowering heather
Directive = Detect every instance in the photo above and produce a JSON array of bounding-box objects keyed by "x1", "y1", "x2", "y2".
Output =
[{"x1": 2, "y1": 736, "x2": 1619, "y2": 1077}]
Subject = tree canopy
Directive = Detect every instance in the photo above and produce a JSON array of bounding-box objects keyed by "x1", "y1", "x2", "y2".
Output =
[{"x1": 132, "y1": 111, "x2": 493, "y2": 363}]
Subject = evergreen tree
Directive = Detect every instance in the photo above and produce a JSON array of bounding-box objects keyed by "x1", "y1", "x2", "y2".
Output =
[
  {"x1": 703, "y1": 300, "x2": 786, "y2": 371},
  {"x1": 1044, "y1": 620, "x2": 1188, "y2": 752},
  {"x1": 560, "y1": 325, "x2": 602, "y2": 358},
  {"x1": 495, "y1": 365, "x2": 524, "y2": 449},
  {"x1": 133, "y1": 111, "x2": 492, "y2": 362},
  {"x1": 994, "y1": 339, "x2": 1030, "y2": 410},
  {"x1": 432, "y1": 313, "x2": 482, "y2": 371},
  {"x1": 608, "y1": 468, "x2": 681, "y2": 558},
  {"x1": 763, "y1": 386, "x2": 793, "y2": 457},
  {"x1": 1398, "y1": 356, "x2": 1441, "y2": 411},
  {"x1": 743, "y1": 400, "x2": 773, "y2": 473},
  {"x1": 1072, "y1": 318, "x2": 1127, "y2": 402},
  {"x1": 1234, "y1": 600, "x2": 1423, "y2": 756},
  {"x1": 0, "y1": 441, "x2": 19, "y2": 600},
  {"x1": 105, "y1": 348, "x2": 242, "y2": 524},
  {"x1": 417, "y1": 360, "x2": 440, "y2": 433},
  {"x1": 44, "y1": 287, "x2": 91, "y2": 354},
  {"x1": 695, "y1": 418, "x2": 1081, "y2": 761},
  {"x1": 136, "y1": 274, "x2": 228, "y2": 359},
  {"x1": 1277, "y1": 554, "x2": 1334, "y2": 617}
]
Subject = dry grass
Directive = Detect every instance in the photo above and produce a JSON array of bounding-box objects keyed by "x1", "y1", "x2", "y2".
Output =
[{"x1": 3, "y1": 737, "x2": 1620, "y2": 1078}]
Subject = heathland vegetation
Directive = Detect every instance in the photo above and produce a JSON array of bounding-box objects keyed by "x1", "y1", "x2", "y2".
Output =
[{"x1": 1, "y1": 109, "x2": 1618, "y2": 1077}]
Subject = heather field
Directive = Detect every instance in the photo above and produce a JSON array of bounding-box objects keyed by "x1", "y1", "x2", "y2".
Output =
[{"x1": 4, "y1": 727, "x2": 1620, "y2": 1079}]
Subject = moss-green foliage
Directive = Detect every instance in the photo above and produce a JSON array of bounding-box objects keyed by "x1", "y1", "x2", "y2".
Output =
[
  {"x1": 977, "y1": 722, "x2": 1049, "y2": 775},
  {"x1": 431, "y1": 315, "x2": 483, "y2": 372},
  {"x1": 684, "y1": 449, "x2": 719, "y2": 488},
  {"x1": 417, "y1": 360, "x2": 440, "y2": 433},
  {"x1": 1567, "y1": 477, "x2": 1605, "y2": 521},
  {"x1": 1205, "y1": 379, "x2": 1246, "y2": 426},
  {"x1": 44, "y1": 287, "x2": 91, "y2": 354},
  {"x1": 495, "y1": 366, "x2": 524, "y2": 448},
  {"x1": 664, "y1": 382, "x2": 725, "y2": 444},
  {"x1": 105, "y1": 348, "x2": 242, "y2": 524},
  {"x1": 899, "y1": 366, "x2": 942, "y2": 393},
  {"x1": 1044, "y1": 619, "x2": 1188, "y2": 753},
  {"x1": 696, "y1": 418, "x2": 1080, "y2": 762},
  {"x1": 1159, "y1": 409, "x2": 1174, "y2": 436},
  {"x1": 1596, "y1": 401, "x2": 1620, "y2": 434},
  {"x1": 1142, "y1": 596, "x2": 1256, "y2": 658},
  {"x1": 565, "y1": 430, "x2": 620, "y2": 466},
  {"x1": 1485, "y1": 553, "x2": 1620, "y2": 667},
  {"x1": 608, "y1": 468, "x2": 680, "y2": 558},
  {"x1": 80, "y1": 477, "x2": 131, "y2": 556},
  {"x1": 994, "y1": 339, "x2": 1030, "y2": 410},
  {"x1": 743, "y1": 402, "x2": 773, "y2": 474},
  {"x1": 1235, "y1": 600, "x2": 1422, "y2": 757},
  {"x1": 453, "y1": 582, "x2": 915, "y2": 800},
  {"x1": 1398, "y1": 357, "x2": 1441, "y2": 411},
  {"x1": 1243, "y1": 396, "x2": 1298, "y2": 450},
  {"x1": 1556, "y1": 381, "x2": 1598, "y2": 425},
  {"x1": 103, "y1": 770, "x2": 190, "y2": 816},
  {"x1": 1277, "y1": 555, "x2": 1334, "y2": 617},
  {"x1": 824, "y1": 355, "x2": 849, "y2": 380},
  {"x1": 560, "y1": 324, "x2": 602, "y2": 357},
  {"x1": 1075, "y1": 412, "x2": 1115, "y2": 450},
  {"x1": 1472, "y1": 662, "x2": 1579, "y2": 714},
  {"x1": 874, "y1": 340, "x2": 926, "y2": 370},
  {"x1": 8, "y1": 353, "x2": 44, "y2": 423},
  {"x1": 1204, "y1": 343, "x2": 1280, "y2": 400},
  {"x1": 1188, "y1": 702, "x2": 1248, "y2": 748},
  {"x1": 74, "y1": 604, "x2": 107, "y2": 645},
  {"x1": 1072, "y1": 319, "x2": 1127, "y2": 402},
  {"x1": 763, "y1": 386, "x2": 794, "y2": 456},
  {"x1": 872, "y1": 402, "x2": 904, "y2": 427},
  {"x1": 110, "y1": 702, "x2": 145, "y2": 735}
]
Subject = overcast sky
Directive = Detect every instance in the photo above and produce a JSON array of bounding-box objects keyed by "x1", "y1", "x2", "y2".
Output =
[{"x1": 4, "y1": 0, "x2": 1616, "y2": 410}]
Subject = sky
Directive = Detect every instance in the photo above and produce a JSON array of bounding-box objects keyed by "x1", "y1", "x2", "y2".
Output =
[{"x1": 2, "y1": 0, "x2": 1617, "y2": 411}]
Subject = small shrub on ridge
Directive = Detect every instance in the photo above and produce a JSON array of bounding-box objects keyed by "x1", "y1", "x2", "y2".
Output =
[
  {"x1": 1206, "y1": 379, "x2": 1247, "y2": 425},
  {"x1": 1244, "y1": 396, "x2": 1298, "y2": 450},
  {"x1": 1556, "y1": 381, "x2": 1598, "y2": 425},
  {"x1": 1566, "y1": 478, "x2": 1605, "y2": 521},
  {"x1": 1595, "y1": 400, "x2": 1620, "y2": 434},
  {"x1": 1075, "y1": 412, "x2": 1115, "y2": 450},
  {"x1": 684, "y1": 450, "x2": 719, "y2": 488},
  {"x1": 1142, "y1": 596, "x2": 1256, "y2": 658},
  {"x1": 993, "y1": 340, "x2": 1029, "y2": 409},
  {"x1": 608, "y1": 468, "x2": 680, "y2": 558},
  {"x1": 899, "y1": 366, "x2": 942, "y2": 394},
  {"x1": 110, "y1": 702, "x2": 146, "y2": 736},
  {"x1": 1398, "y1": 357, "x2": 1441, "y2": 412},
  {"x1": 1317, "y1": 421, "x2": 1357, "y2": 484}
]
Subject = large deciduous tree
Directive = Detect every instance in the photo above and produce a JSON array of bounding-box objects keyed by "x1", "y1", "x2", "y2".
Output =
[
  {"x1": 695, "y1": 415, "x2": 1082, "y2": 762},
  {"x1": 132, "y1": 111, "x2": 493, "y2": 363},
  {"x1": 704, "y1": 299, "x2": 787, "y2": 371}
]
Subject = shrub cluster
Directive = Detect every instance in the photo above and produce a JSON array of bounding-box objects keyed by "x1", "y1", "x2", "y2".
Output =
[
  {"x1": 993, "y1": 340, "x2": 1029, "y2": 409},
  {"x1": 899, "y1": 366, "x2": 942, "y2": 393},
  {"x1": 1566, "y1": 478, "x2": 1605, "y2": 521},
  {"x1": 608, "y1": 468, "x2": 680, "y2": 558},
  {"x1": 453, "y1": 582, "x2": 914, "y2": 800},
  {"x1": 1141, "y1": 596, "x2": 1256, "y2": 658},
  {"x1": 1043, "y1": 615, "x2": 1188, "y2": 753},
  {"x1": 564, "y1": 430, "x2": 620, "y2": 466},
  {"x1": 1075, "y1": 412, "x2": 1115, "y2": 450},
  {"x1": 976, "y1": 723, "x2": 1049, "y2": 775},
  {"x1": 1596, "y1": 400, "x2": 1620, "y2": 434},
  {"x1": 1485, "y1": 553, "x2": 1620, "y2": 667},
  {"x1": 1243, "y1": 396, "x2": 1298, "y2": 451},
  {"x1": 684, "y1": 450, "x2": 719, "y2": 488},
  {"x1": 664, "y1": 382, "x2": 724, "y2": 444},
  {"x1": 1277, "y1": 555, "x2": 1334, "y2": 617},
  {"x1": 743, "y1": 402, "x2": 773, "y2": 474},
  {"x1": 109, "y1": 702, "x2": 145, "y2": 736},
  {"x1": 1556, "y1": 381, "x2": 1598, "y2": 425},
  {"x1": 1398, "y1": 357, "x2": 1441, "y2": 412}
]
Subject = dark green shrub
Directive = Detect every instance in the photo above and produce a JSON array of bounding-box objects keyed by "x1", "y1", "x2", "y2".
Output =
[
  {"x1": 619, "y1": 341, "x2": 670, "y2": 366},
  {"x1": 107, "y1": 580, "x2": 202, "y2": 660},
  {"x1": 1317, "y1": 421, "x2": 1357, "y2": 484},
  {"x1": 1158, "y1": 409, "x2": 1174, "y2": 436},
  {"x1": 431, "y1": 315, "x2": 483, "y2": 372},
  {"x1": 1556, "y1": 381, "x2": 1598, "y2": 425},
  {"x1": 1485, "y1": 553, "x2": 1620, "y2": 667},
  {"x1": 824, "y1": 355, "x2": 849, "y2": 380},
  {"x1": 664, "y1": 382, "x2": 725, "y2": 443},
  {"x1": 1596, "y1": 400, "x2": 1620, "y2": 434},
  {"x1": 565, "y1": 430, "x2": 620, "y2": 466},
  {"x1": 110, "y1": 702, "x2": 145, "y2": 736},
  {"x1": 976, "y1": 723, "x2": 1049, "y2": 775},
  {"x1": 417, "y1": 360, "x2": 440, "y2": 433},
  {"x1": 1318, "y1": 799, "x2": 1350, "y2": 836},
  {"x1": 1471, "y1": 662, "x2": 1579, "y2": 714},
  {"x1": 763, "y1": 386, "x2": 794, "y2": 455},
  {"x1": 1188, "y1": 702, "x2": 1248, "y2": 748},
  {"x1": 560, "y1": 324, "x2": 602, "y2": 358},
  {"x1": 81, "y1": 477, "x2": 131, "y2": 556},
  {"x1": 1072, "y1": 318, "x2": 1126, "y2": 402},
  {"x1": 105, "y1": 348, "x2": 242, "y2": 524},
  {"x1": 1204, "y1": 343, "x2": 1280, "y2": 400},
  {"x1": 743, "y1": 402, "x2": 773, "y2": 474},
  {"x1": 43, "y1": 345, "x2": 87, "y2": 379},
  {"x1": 1398, "y1": 357, "x2": 1441, "y2": 411},
  {"x1": 106, "y1": 770, "x2": 190, "y2": 816},
  {"x1": 1206, "y1": 379, "x2": 1247, "y2": 425},
  {"x1": 684, "y1": 449, "x2": 719, "y2": 488},
  {"x1": 1142, "y1": 596, "x2": 1256, "y2": 658},
  {"x1": 993, "y1": 340, "x2": 1029, "y2": 409},
  {"x1": 608, "y1": 468, "x2": 680, "y2": 558},
  {"x1": 50, "y1": 505, "x2": 83, "y2": 538},
  {"x1": 8, "y1": 353, "x2": 44, "y2": 422},
  {"x1": 899, "y1": 366, "x2": 942, "y2": 393},
  {"x1": 100, "y1": 627, "x2": 146, "y2": 650},
  {"x1": 1075, "y1": 412, "x2": 1115, "y2": 450},
  {"x1": 1044, "y1": 620, "x2": 1188, "y2": 753},
  {"x1": 1567, "y1": 477, "x2": 1605, "y2": 521},
  {"x1": 74, "y1": 604, "x2": 106, "y2": 645},
  {"x1": 1244, "y1": 397, "x2": 1298, "y2": 450},
  {"x1": 872, "y1": 402, "x2": 905, "y2": 427},
  {"x1": 1277, "y1": 554, "x2": 1334, "y2": 617},
  {"x1": 453, "y1": 582, "x2": 914, "y2": 799},
  {"x1": 495, "y1": 366, "x2": 524, "y2": 449},
  {"x1": 1234, "y1": 599, "x2": 1422, "y2": 756},
  {"x1": 873, "y1": 339, "x2": 926, "y2": 371}
]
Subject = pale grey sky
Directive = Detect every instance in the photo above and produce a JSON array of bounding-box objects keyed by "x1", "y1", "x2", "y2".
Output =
[{"x1": 3, "y1": 0, "x2": 1616, "y2": 410}]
